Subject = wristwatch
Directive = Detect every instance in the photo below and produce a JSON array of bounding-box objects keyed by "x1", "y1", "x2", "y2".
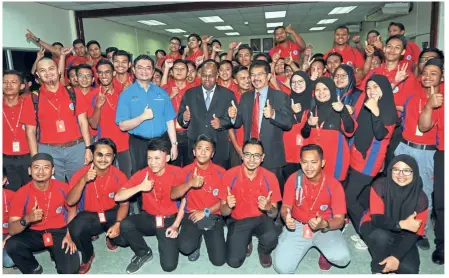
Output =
[
  {"x1": 85, "y1": 145, "x2": 91, "y2": 150},
  {"x1": 172, "y1": 141, "x2": 178, "y2": 145},
  {"x1": 321, "y1": 220, "x2": 330, "y2": 233},
  {"x1": 203, "y1": 208, "x2": 211, "y2": 218},
  {"x1": 20, "y1": 217, "x2": 28, "y2": 227}
]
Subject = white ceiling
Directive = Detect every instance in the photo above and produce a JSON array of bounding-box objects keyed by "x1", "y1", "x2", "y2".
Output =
[{"x1": 41, "y1": 1, "x2": 388, "y2": 37}]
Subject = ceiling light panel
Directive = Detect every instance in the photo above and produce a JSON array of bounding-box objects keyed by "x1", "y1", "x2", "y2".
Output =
[
  {"x1": 328, "y1": 6, "x2": 357, "y2": 14},
  {"x1": 265, "y1": 11, "x2": 286, "y2": 19},
  {"x1": 199, "y1": 16, "x2": 224, "y2": 23}
]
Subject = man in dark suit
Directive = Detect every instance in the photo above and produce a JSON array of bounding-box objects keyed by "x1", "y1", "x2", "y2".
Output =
[
  {"x1": 177, "y1": 59, "x2": 237, "y2": 169},
  {"x1": 231, "y1": 60, "x2": 292, "y2": 187}
]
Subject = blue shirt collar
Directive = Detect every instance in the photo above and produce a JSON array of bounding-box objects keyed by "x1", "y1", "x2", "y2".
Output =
[{"x1": 256, "y1": 85, "x2": 269, "y2": 98}]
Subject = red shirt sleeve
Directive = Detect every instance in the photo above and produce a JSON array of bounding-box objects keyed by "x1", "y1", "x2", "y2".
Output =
[
  {"x1": 416, "y1": 208, "x2": 428, "y2": 236},
  {"x1": 9, "y1": 188, "x2": 27, "y2": 219},
  {"x1": 410, "y1": 42, "x2": 421, "y2": 62},
  {"x1": 329, "y1": 179, "x2": 347, "y2": 216},
  {"x1": 124, "y1": 170, "x2": 145, "y2": 189},
  {"x1": 74, "y1": 90, "x2": 88, "y2": 116},
  {"x1": 20, "y1": 94, "x2": 37, "y2": 126},
  {"x1": 354, "y1": 49, "x2": 365, "y2": 69},
  {"x1": 282, "y1": 174, "x2": 296, "y2": 207},
  {"x1": 370, "y1": 187, "x2": 385, "y2": 215},
  {"x1": 69, "y1": 167, "x2": 86, "y2": 189}
]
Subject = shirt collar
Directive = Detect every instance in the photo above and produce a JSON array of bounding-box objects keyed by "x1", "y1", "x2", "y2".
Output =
[
  {"x1": 202, "y1": 84, "x2": 217, "y2": 94},
  {"x1": 256, "y1": 85, "x2": 269, "y2": 97}
]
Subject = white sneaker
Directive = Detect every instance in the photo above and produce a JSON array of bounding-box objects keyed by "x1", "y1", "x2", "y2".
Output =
[
  {"x1": 350, "y1": 234, "x2": 361, "y2": 242},
  {"x1": 354, "y1": 239, "x2": 368, "y2": 250}
]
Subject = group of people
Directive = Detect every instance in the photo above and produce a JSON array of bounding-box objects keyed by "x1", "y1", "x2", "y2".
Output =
[{"x1": 2, "y1": 21, "x2": 444, "y2": 274}]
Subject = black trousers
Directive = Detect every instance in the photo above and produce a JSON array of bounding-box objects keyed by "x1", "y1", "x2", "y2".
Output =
[
  {"x1": 68, "y1": 208, "x2": 127, "y2": 263},
  {"x1": 361, "y1": 222, "x2": 420, "y2": 274},
  {"x1": 384, "y1": 125, "x2": 402, "y2": 173},
  {"x1": 3, "y1": 154, "x2": 31, "y2": 191},
  {"x1": 119, "y1": 211, "x2": 179, "y2": 272},
  {"x1": 178, "y1": 214, "x2": 226, "y2": 266},
  {"x1": 226, "y1": 214, "x2": 278, "y2": 268},
  {"x1": 116, "y1": 150, "x2": 132, "y2": 178},
  {"x1": 433, "y1": 150, "x2": 444, "y2": 250},
  {"x1": 129, "y1": 132, "x2": 170, "y2": 174},
  {"x1": 5, "y1": 227, "x2": 80, "y2": 274},
  {"x1": 344, "y1": 167, "x2": 374, "y2": 231},
  {"x1": 170, "y1": 131, "x2": 189, "y2": 167}
]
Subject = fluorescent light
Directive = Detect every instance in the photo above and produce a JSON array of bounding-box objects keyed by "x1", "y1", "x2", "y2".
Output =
[
  {"x1": 309, "y1": 27, "x2": 326, "y2": 31},
  {"x1": 265, "y1": 11, "x2": 286, "y2": 19},
  {"x1": 267, "y1": 30, "x2": 274, "y2": 34},
  {"x1": 138, "y1": 20, "x2": 166, "y2": 26},
  {"x1": 183, "y1": 35, "x2": 189, "y2": 37},
  {"x1": 266, "y1": 22, "x2": 283, "y2": 28},
  {"x1": 165, "y1": 29, "x2": 186, "y2": 33},
  {"x1": 328, "y1": 6, "x2": 357, "y2": 14},
  {"x1": 199, "y1": 16, "x2": 224, "y2": 23},
  {"x1": 215, "y1": 25, "x2": 233, "y2": 30},
  {"x1": 317, "y1": 18, "x2": 338, "y2": 24},
  {"x1": 225, "y1": 32, "x2": 240, "y2": 36}
]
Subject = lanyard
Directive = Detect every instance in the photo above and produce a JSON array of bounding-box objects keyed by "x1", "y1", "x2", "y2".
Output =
[
  {"x1": 303, "y1": 177, "x2": 325, "y2": 211},
  {"x1": 3, "y1": 191, "x2": 8, "y2": 213},
  {"x1": 3, "y1": 100, "x2": 24, "y2": 139},
  {"x1": 93, "y1": 176, "x2": 111, "y2": 212},
  {"x1": 100, "y1": 86, "x2": 117, "y2": 111},
  {"x1": 314, "y1": 107, "x2": 326, "y2": 141},
  {"x1": 35, "y1": 192, "x2": 52, "y2": 224},
  {"x1": 41, "y1": 94, "x2": 61, "y2": 119}
]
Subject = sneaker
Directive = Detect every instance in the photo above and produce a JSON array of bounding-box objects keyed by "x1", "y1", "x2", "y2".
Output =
[
  {"x1": 350, "y1": 234, "x2": 361, "y2": 242},
  {"x1": 32, "y1": 265, "x2": 43, "y2": 274},
  {"x1": 258, "y1": 252, "x2": 272, "y2": 268},
  {"x1": 318, "y1": 254, "x2": 332, "y2": 271},
  {"x1": 417, "y1": 236, "x2": 430, "y2": 250},
  {"x1": 106, "y1": 237, "x2": 118, "y2": 251},
  {"x1": 188, "y1": 237, "x2": 202, "y2": 261},
  {"x1": 79, "y1": 253, "x2": 95, "y2": 274},
  {"x1": 126, "y1": 250, "x2": 153, "y2": 274},
  {"x1": 432, "y1": 248, "x2": 444, "y2": 265},
  {"x1": 354, "y1": 239, "x2": 368, "y2": 250},
  {"x1": 246, "y1": 242, "x2": 253, "y2": 257}
]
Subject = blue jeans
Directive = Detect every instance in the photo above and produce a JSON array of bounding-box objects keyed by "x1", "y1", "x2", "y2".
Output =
[{"x1": 3, "y1": 234, "x2": 14, "y2": 268}]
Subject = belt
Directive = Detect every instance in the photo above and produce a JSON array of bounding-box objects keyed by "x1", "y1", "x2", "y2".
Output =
[
  {"x1": 42, "y1": 137, "x2": 84, "y2": 148},
  {"x1": 401, "y1": 139, "x2": 437, "y2": 151},
  {"x1": 3, "y1": 153, "x2": 29, "y2": 159},
  {"x1": 150, "y1": 213, "x2": 176, "y2": 219}
]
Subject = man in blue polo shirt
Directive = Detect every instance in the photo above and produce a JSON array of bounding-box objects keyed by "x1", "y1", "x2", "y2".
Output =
[{"x1": 116, "y1": 55, "x2": 178, "y2": 174}]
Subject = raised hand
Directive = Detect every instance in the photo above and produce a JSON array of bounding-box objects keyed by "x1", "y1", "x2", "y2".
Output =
[
  {"x1": 263, "y1": 99, "x2": 275, "y2": 118},
  {"x1": 36, "y1": 47, "x2": 46, "y2": 60},
  {"x1": 95, "y1": 91, "x2": 107, "y2": 108},
  {"x1": 285, "y1": 24, "x2": 294, "y2": 34},
  {"x1": 291, "y1": 99, "x2": 302, "y2": 113},
  {"x1": 332, "y1": 95, "x2": 345, "y2": 112},
  {"x1": 373, "y1": 35, "x2": 383, "y2": 50},
  {"x1": 304, "y1": 44, "x2": 313, "y2": 57},
  {"x1": 308, "y1": 111, "x2": 319, "y2": 126},
  {"x1": 425, "y1": 86, "x2": 443, "y2": 109},
  {"x1": 141, "y1": 104, "x2": 154, "y2": 120},
  {"x1": 257, "y1": 191, "x2": 272, "y2": 211},
  {"x1": 226, "y1": 187, "x2": 236, "y2": 209},
  {"x1": 60, "y1": 47, "x2": 73, "y2": 57},
  {"x1": 272, "y1": 50, "x2": 281, "y2": 64},
  {"x1": 211, "y1": 114, "x2": 221, "y2": 129},
  {"x1": 139, "y1": 172, "x2": 154, "y2": 192},
  {"x1": 308, "y1": 212, "x2": 323, "y2": 231},
  {"x1": 165, "y1": 59, "x2": 174, "y2": 69},
  {"x1": 83, "y1": 163, "x2": 97, "y2": 182},
  {"x1": 183, "y1": 106, "x2": 191, "y2": 122},
  {"x1": 285, "y1": 208, "x2": 296, "y2": 230},
  {"x1": 189, "y1": 168, "x2": 205, "y2": 188},
  {"x1": 303, "y1": 57, "x2": 315, "y2": 72},
  {"x1": 228, "y1": 100, "x2": 238, "y2": 119},
  {"x1": 201, "y1": 35, "x2": 213, "y2": 44},
  {"x1": 365, "y1": 41, "x2": 375, "y2": 57},
  {"x1": 26, "y1": 199, "x2": 43, "y2": 223},
  {"x1": 394, "y1": 63, "x2": 409, "y2": 84},
  {"x1": 352, "y1": 34, "x2": 361, "y2": 44},
  {"x1": 195, "y1": 55, "x2": 204, "y2": 67},
  {"x1": 25, "y1": 29, "x2": 38, "y2": 41},
  {"x1": 285, "y1": 51, "x2": 293, "y2": 65},
  {"x1": 400, "y1": 211, "x2": 422, "y2": 233}
]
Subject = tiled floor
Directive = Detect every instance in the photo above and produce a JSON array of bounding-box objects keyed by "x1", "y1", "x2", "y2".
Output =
[{"x1": 3, "y1": 222, "x2": 445, "y2": 274}]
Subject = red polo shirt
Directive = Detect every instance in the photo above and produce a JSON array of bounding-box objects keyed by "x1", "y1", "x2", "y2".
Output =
[
  {"x1": 3, "y1": 97, "x2": 30, "y2": 155},
  {"x1": 66, "y1": 55, "x2": 90, "y2": 68},
  {"x1": 434, "y1": 97, "x2": 444, "y2": 150},
  {"x1": 402, "y1": 41, "x2": 421, "y2": 67},
  {"x1": 20, "y1": 83, "x2": 89, "y2": 144},
  {"x1": 222, "y1": 166, "x2": 281, "y2": 220},
  {"x1": 112, "y1": 74, "x2": 134, "y2": 93},
  {"x1": 86, "y1": 86, "x2": 129, "y2": 152},
  {"x1": 283, "y1": 112, "x2": 308, "y2": 163},
  {"x1": 186, "y1": 49, "x2": 204, "y2": 63},
  {"x1": 176, "y1": 162, "x2": 227, "y2": 213},
  {"x1": 324, "y1": 44, "x2": 365, "y2": 70},
  {"x1": 276, "y1": 75, "x2": 291, "y2": 95},
  {"x1": 161, "y1": 80, "x2": 193, "y2": 131},
  {"x1": 75, "y1": 88, "x2": 97, "y2": 138},
  {"x1": 69, "y1": 165, "x2": 128, "y2": 213},
  {"x1": 124, "y1": 165, "x2": 181, "y2": 216},
  {"x1": 218, "y1": 79, "x2": 239, "y2": 95},
  {"x1": 157, "y1": 52, "x2": 182, "y2": 68},
  {"x1": 283, "y1": 172, "x2": 346, "y2": 223},
  {"x1": 9, "y1": 180, "x2": 70, "y2": 231},
  {"x1": 3, "y1": 189, "x2": 14, "y2": 234},
  {"x1": 269, "y1": 41, "x2": 302, "y2": 61}
]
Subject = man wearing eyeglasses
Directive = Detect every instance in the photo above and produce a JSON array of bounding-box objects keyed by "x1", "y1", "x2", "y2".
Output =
[
  {"x1": 157, "y1": 37, "x2": 183, "y2": 69},
  {"x1": 221, "y1": 138, "x2": 281, "y2": 268}
]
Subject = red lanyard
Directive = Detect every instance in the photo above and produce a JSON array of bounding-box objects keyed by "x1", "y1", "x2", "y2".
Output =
[
  {"x1": 35, "y1": 192, "x2": 52, "y2": 224},
  {"x1": 100, "y1": 86, "x2": 117, "y2": 111},
  {"x1": 41, "y1": 94, "x2": 61, "y2": 119},
  {"x1": 93, "y1": 176, "x2": 111, "y2": 212},
  {"x1": 314, "y1": 107, "x2": 326, "y2": 141},
  {"x1": 3, "y1": 100, "x2": 23, "y2": 139},
  {"x1": 303, "y1": 177, "x2": 325, "y2": 212},
  {"x1": 3, "y1": 191, "x2": 8, "y2": 213},
  {"x1": 239, "y1": 167, "x2": 263, "y2": 204}
]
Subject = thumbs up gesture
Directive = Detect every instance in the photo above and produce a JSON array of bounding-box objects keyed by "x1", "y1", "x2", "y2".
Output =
[
  {"x1": 211, "y1": 114, "x2": 221, "y2": 129},
  {"x1": 189, "y1": 168, "x2": 204, "y2": 188},
  {"x1": 228, "y1": 100, "x2": 238, "y2": 119},
  {"x1": 308, "y1": 111, "x2": 319, "y2": 126},
  {"x1": 26, "y1": 199, "x2": 43, "y2": 223},
  {"x1": 141, "y1": 104, "x2": 154, "y2": 120},
  {"x1": 263, "y1": 99, "x2": 275, "y2": 118},
  {"x1": 332, "y1": 95, "x2": 345, "y2": 112},
  {"x1": 139, "y1": 172, "x2": 154, "y2": 192},
  {"x1": 373, "y1": 35, "x2": 383, "y2": 50},
  {"x1": 183, "y1": 106, "x2": 191, "y2": 122},
  {"x1": 400, "y1": 211, "x2": 422, "y2": 233},
  {"x1": 308, "y1": 212, "x2": 323, "y2": 231},
  {"x1": 365, "y1": 41, "x2": 375, "y2": 57},
  {"x1": 285, "y1": 208, "x2": 296, "y2": 230},
  {"x1": 291, "y1": 99, "x2": 302, "y2": 113},
  {"x1": 426, "y1": 86, "x2": 443, "y2": 109},
  {"x1": 258, "y1": 191, "x2": 273, "y2": 211},
  {"x1": 83, "y1": 163, "x2": 97, "y2": 183},
  {"x1": 226, "y1": 187, "x2": 236, "y2": 209},
  {"x1": 170, "y1": 87, "x2": 179, "y2": 99}
]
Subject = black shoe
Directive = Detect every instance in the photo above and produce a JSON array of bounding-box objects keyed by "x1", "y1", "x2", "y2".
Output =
[
  {"x1": 417, "y1": 236, "x2": 430, "y2": 250},
  {"x1": 188, "y1": 237, "x2": 202, "y2": 261},
  {"x1": 246, "y1": 242, "x2": 253, "y2": 257},
  {"x1": 126, "y1": 250, "x2": 153, "y2": 274},
  {"x1": 32, "y1": 265, "x2": 43, "y2": 274},
  {"x1": 432, "y1": 248, "x2": 444, "y2": 265}
]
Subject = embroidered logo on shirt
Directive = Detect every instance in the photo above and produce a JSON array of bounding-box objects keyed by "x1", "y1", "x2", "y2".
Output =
[
  {"x1": 108, "y1": 192, "x2": 115, "y2": 198},
  {"x1": 320, "y1": 205, "x2": 328, "y2": 211},
  {"x1": 406, "y1": 55, "x2": 412, "y2": 61},
  {"x1": 393, "y1": 86, "x2": 399, "y2": 94},
  {"x1": 293, "y1": 50, "x2": 298, "y2": 55},
  {"x1": 69, "y1": 103, "x2": 75, "y2": 110},
  {"x1": 131, "y1": 96, "x2": 139, "y2": 101},
  {"x1": 213, "y1": 189, "x2": 219, "y2": 196},
  {"x1": 56, "y1": 206, "x2": 63, "y2": 214},
  {"x1": 3, "y1": 223, "x2": 8, "y2": 228},
  {"x1": 346, "y1": 61, "x2": 353, "y2": 66}
]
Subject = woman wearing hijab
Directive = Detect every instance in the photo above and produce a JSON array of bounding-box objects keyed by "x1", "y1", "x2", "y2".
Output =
[
  {"x1": 282, "y1": 71, "x2": 313, "y2": 184},
  {"x1": 333, "y1": 64, "x2": 365, "y2": 118},
  {"x1": 360, "y1": 155, "x2": 429, "y2": 274},
  {"x1": 345, "y1": 75, "x2": 398, "y2": 249},
  {"x1": 301, "y1": 77, "x2": 356, "y2": 182}
]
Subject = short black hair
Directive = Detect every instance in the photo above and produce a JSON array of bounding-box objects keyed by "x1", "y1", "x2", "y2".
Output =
[
  {"x1": 367, "y1": 30, "x2": 380, "y2": 38},
  {"x1": 242, "y1": 138, "x2": 264, "y2": 154},
  {"x1": 249, "y1": 59, "x2": 270, "y2": 75},
  {"x1": 172, "y1": 59, "x2": 188, "y2": 69},
  {"x1": 90, "y1": 138, "x2": 117, "y2": 156},
  {"x1": 153, "y1": 68, "x2": 163, "y2": 76},
  {"x1": 237, "y1": 44, "x2": 253, "y2": 56},
  {"x1": 300, "y1": 144, "x2": 324, "y2": 160},
  {"x1": 52, "y1": 42, "x2": 64, "y2": 47},
  {"x1": 72, "y1": 39, "x2": 85, "y2": 46},
  {"x1": 96, "y1": 59, "x2": 114, "y2": 71},
  {"x1": 424, "y1": 58, "x2": 444, "y2": 73},
  {"x1": 186, "y1": 60, "x2": 196, "y2": 69},
  {"x1": 67, "y1": 65, "x2": 77, "y2": 76},
  {"x1": 335, "y1": 25, "x2": 349, "y2": 33},
  {"x1": 232, "y1": 65, "x2": 248, "y2": 79},
  {"x1": 133, "y1": 55, "x2": 155, "y2": 68},
  {"x1": 219, "y1": 59, "x2": 233, "y2": 69},
  {"x1": 112, "y1": 50, "x2": 131, "y2": 62},
  {"x1": 187, "y1": 34, "x2": 202, "y2": 46},
  {"x1": 385, "y1": 35, "x2": 407, "y2": 49},
  {"x1": 274, "y1": 26, "x2": 286, "y2": 33},
  {"x1": 389, "y1": 22, "x2": 405, "y2": 32},
  {"x1": 155, "y1": 49, "x2": 167, "y2": 56},
  {"x1": 105, "y1": 47, "x2": 118, "y2": 55},
  {"x1": 419, "y1": 47, "x2": 444, "y2": 62},
  {"x1": 253, "y1": 52, "x2": 273, "y2": 64},
  {"x1": 311, "y1": 53, "x2": 324, "y2": 60},
  {"x1": 211, "y1": 39, "x2": 221, "y2": 47},
  {"x1": 170, "y1": 37, "x2": 182, "y2": 45},
  {"x1": 3, "y1": 70, "x2": 23, "y2": 83},
  {"x1": 311, "y1": 58, "x2": 326, "y2": 68},
  {"x1": 22, "y1": 72, "x2": 33, "y2": 84},
  {"x1": 86, "y1": 40, "x2": 101, "y2": 49},
  {"x1": 219, "y1": 53, "x2": 228, "y2": 60},
  {"x1": 75, "y1": 64, "x2": 93, "y2": 75},
  {"x1": 372, "y1": 50, "x2": 384, "y2": 63},
  {"x1": 147, "y1": 138, "x2": 171, "y2": 154},
  {"x1": 326, "y1": 52, "x2": 343, "y2": 63},
  {"x1": 194, "y1": 134, "x2": 216, "y2": 152}
]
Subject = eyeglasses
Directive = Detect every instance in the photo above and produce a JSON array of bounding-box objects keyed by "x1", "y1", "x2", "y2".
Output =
[
  {"x1": 97, "y1": 70, "x2": 112, "y2": 76},
  {"x1": 333, "y1": 74, "x2": 348, "y2": 80},
  {"x1": 243, "y1": 152, "x2": 263, "y2": 160},
  {"x1": 392, "y1": 168, "x2": 413, "y2": 176},
  {"x1": 291, "y1": 80, "x2": 305, "y2": 86},
  {"x1": 135, "y1": 66, "x2": 153, "y2": 71},
  {"x1": 250, "y1": 72, "x2": 267, "y2": 79},
  {"x1": 77, "y1": 74, "x2": 92, "y2": 80}
]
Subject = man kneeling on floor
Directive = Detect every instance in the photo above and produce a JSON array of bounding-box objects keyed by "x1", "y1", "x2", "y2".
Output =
[
  {"x1": 5, "y1": 153, "x2": 80, "y2": 274},
  {"x1": 273, "y1": 144, "x2": 351, "y2": 273},
  {"x1": 66, "y1": 138, "x2": 130, "y2": 274},
  {"x1": 114, "y1": 137, "x2": 186, "y2": 274}
]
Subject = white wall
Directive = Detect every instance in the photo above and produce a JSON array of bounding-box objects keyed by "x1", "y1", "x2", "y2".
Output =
[
  {"x1": 3, "y1": 2, "x2": 76, "y2": 49},
  {"x1": 83, "y1": 18, "x2": 173, "y2": 58}
]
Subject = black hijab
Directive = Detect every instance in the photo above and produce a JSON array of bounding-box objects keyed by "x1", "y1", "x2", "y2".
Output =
[
  {"x1": 334, "y1": 64, "x2": 356, "y2": 98},
  {"x1": 354, "y1": 75, "x2": 398, "y2": 158},
  {"x1": 384, "y1": 155, "x2": 423, "y2": 223},
  {"x1": 311, "y1": 77, "x2": 341, "y2": 130},
  {"x1": 290, "y1": 71, "x2": 313, "y2": 121}
]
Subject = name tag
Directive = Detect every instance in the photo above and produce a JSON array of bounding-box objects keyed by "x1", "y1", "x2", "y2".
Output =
[
  {"x1": 12, "y1": 141, "x2": 20, "y2": 152},
  {"x1": 156, "y1": 216, "x2": 164, "y2": 228}
]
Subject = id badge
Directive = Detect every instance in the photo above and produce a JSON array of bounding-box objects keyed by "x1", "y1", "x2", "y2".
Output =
[
  {"x1": 302, "y1": 224, "x2": 313, "y2": 239},
  {"x1": 43, "y1": 232, "x2": 54, "y2": 247},
  {"x1": 156, "y1": 216, "x2": 164, "y2": 228},
  {"x1": 415, "y1": 126, "x2": 423, "y2": 136},
  {"x1": 56, "y1": 120, "x2": 66, "y2": 133},
  {"x1": 12, "y1": 141, "x2": 20, "y2": 152},
  {"x1": 98, "y1": 212, "x2": 107, "y2": 223},
  {"x1": 296, "y1": 134, "x2": 303, "y2": 146}
]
